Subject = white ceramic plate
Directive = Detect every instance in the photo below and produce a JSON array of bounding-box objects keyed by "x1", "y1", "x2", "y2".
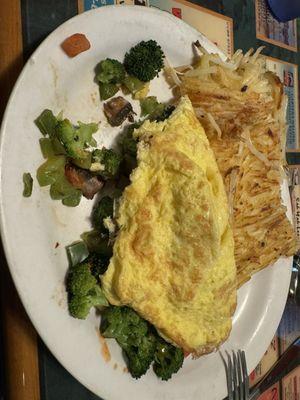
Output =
[{"x1": 0, "y1": 6, "x2": 292, "y2": 400}]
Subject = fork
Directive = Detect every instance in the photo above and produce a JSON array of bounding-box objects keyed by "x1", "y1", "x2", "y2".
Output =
[
  {"x1": 220, "y1": 350, "x2": 250, "y2": 400},
  {"x1": 289, "y1": 255, "x2": 300, "y2": 305}
]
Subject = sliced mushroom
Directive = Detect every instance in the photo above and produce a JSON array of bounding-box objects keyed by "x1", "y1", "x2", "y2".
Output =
[
  {"x1": 65, "y1": 164, "x2": 104, "y2": 199},
  {"x1": 103, "y1": 96, "x2": 133, "y2": 126}
]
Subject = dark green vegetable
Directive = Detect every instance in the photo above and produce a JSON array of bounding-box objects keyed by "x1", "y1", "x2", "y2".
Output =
[
  {"x1": 124, "y1": 40, "x2": 164, "y2": 82},
  {"x1": 140, "y1": 97, "x2": 175, "y2": 121},
  {"x1": 115, "y1": 176, "x2": 130, "y2": 194},
  {"x1": 35, "y1": 110, "x2": 100, "y2": 206},
  {"x1": 81, "y1": 230, "x2": 112, "y2": 257},
  {"x1": 68, "y1": 262, "x2": 108, "y2": 319},
  {"x1": 91, "y1": 148, "x2": 122, "y2": 179},
  {"x1": 96, "y1": 59, "x2": 125, "y2": 84},
  {"x1": 92, "y1": 196, "x2": 114, "y2": 232},
  {"x1": 62, "y1": 192, "x2": 82, "y2": 207},
  {"x1": 36, "y1": 155, "x2": 66, "y2": 187},
  {"x1": 140, "y1": 96, "x2": 164, "y2": 117},
  {"x1": 119, "y1": 122, "x2": 142, "y2": 176},
  {"x1": 39, "y1": 138, "x2": 55, "y2": 158},
  {"x1": 36, "y1": 110, "x2": 98, "y2": 159},
  {"x1": 40, "y1": 136, "x2": 66, "y2": 158},
  {"x1": 68, "y1": 263, "x2": 97, "y2": 296},
  {"x1": 22, "y1": 172, "x2": 33, "y2": 197},
  {"x1": 49, "y1": 172, "x2": 82, "y2": 206},
  {"x1": 99, "y1": 82, "x2": 119, "y2": 100},
  {"x1": 123, "y1": 76, "x2": 145, "y2": 94},
  {"x1": 152, "y1": 105, "x2": 175, "y2": 122},
  {"x1": 153, "y1": 339, "x2": 184, "y2": 381},
  {"x1": 55, "y1": 119, "x2": 98, "y2": 160},
  {"x1": 122, "y1": 134, "x2": 137, "y2": 158},
  {"x1": 49, "y1": 174, "x2": 78, "y2": 198},
  {"x1": 121, "y1": 121, "x2": 143, "y2": 158},
  {"x1": 68, "y1": 295, "x2": 95, "y2": 319},
  {"x1": 51, "y1": 137, "x2": 67, "y2": 155},
  {"x1": 66, "y1": 241, "x2": 90, "y2": 267},
  {"x1": 36, "y1": 155, "x2": 82, "y2": 206},
  {"x1": 71, "y1": 152, "x2": 92, "y2": 170},
  {"x1": 122, "y1": 154, "x2": 137, "y2": 177},
  {"x1": 67, "y1": 242, "x2": 109, "y2": 281},
  {"x1": 87, "y1": 252, "x2": 111, "y2": 279},
  {"x1": 35, "y1": 109, "x2": 58, "y2": 137},
  {"x1": 100, "y1": 306, "x2": 185, "y2": 380},
  {"x1": 101, "y1": 307, "x2": 157, "y2": 378},
  {"x1": 126, "y1": 335, "x2": 157, "y2": 379}
]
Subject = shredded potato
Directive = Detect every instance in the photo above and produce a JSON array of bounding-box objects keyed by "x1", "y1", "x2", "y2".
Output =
[
  {"x1": 178, "y1": 45, "x2": 298, "y2": 285},
  {"x1": 164, "y1": 57, "x2": 181, "y2": 87}
]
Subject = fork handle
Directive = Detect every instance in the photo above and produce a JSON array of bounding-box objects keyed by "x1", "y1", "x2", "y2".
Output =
[{"x1": 250, "y1": 337, "x2": 300, "y2": 399}]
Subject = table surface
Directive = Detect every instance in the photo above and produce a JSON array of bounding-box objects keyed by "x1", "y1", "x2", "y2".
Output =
[{"x1": 0, "y1": 1, "x2": 299, "y2": 400}]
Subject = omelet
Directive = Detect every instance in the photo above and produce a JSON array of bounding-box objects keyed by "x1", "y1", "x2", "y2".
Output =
[{"x1": 101, "y1": 96, "x2": 236, "y2": 355}]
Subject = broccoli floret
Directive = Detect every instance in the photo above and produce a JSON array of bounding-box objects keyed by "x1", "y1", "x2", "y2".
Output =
[
  {"x1": 153, "y1": 339, "x2": 184, "y2": 381},
  {"x1": 100, "y1": 306, "x2": 185, "y2": 379},
  {"x1": 122, "y1": 133, "x2": 137, "y2": 158},
  {"x1": 96, "y1": 59, "x2": 125, "y2": 84},
  {"x1": 124, "y1": 40, "x2": 164, "y2": 82},
  {"x1": 55, "y1": 119, "x2": 98, "y2": 160},
  {"x1": 99, "y1": 82, "x2": 119, "y2": 101},
  {"x1": 92, "y1": 196, "x2": 114, "y2": 232},
  {"x1": 101, "y1": 306, "x2": 148, "y2": 339},
  {"x1": 69, "y1": 285, "x2": 108, "y2": 319},
  {"x1": 36, "y1": 111, "x2": 99, "y2": 160},
  {"x1": 69, "y1": 295, "x2": 93, "y2": 319},
  {"x1": 87, "y1": 252, "x2": 110, "y2": 279},
  {"x1": 120, "y1": 123, "x2": 141, "y2": 176},
  {"x1": 68, "y1": 263, "x2": 96, "y2": 296},
  {"x1": 67, "y1": 262, "x2": 108, "y2": 319},
  {"x1": 91, "y1": 148, "x2": 122, "y2": 179},
  {"x1": 121, "y1": 120, "x2": 144, "y2": 158},
  {"x1": 140, "y1": 96, "x2": 165, "y2": 117},
  {"x1": 100, "y1": 307, "x2": 156, "y2": 378},
  {"x1": 152, "y1": 105, "x2": 175, "y2": 122},
  {"x1": 123, "y1": 135, "x2": 137, "y2": 158},
  {"x1": 140, "y1": 97, "x2": 175, "y2": 122},
  {"x1": 96, "y1": 59, "x2": 125, "y2": 100},
  {"x1": 125, "y1": 335, "x2": 157, "y2": 379}
]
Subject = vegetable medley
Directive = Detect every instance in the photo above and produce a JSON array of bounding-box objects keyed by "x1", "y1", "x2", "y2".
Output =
[{"x1": 24, "y1": 40, "x2": 184, "y2": 380}]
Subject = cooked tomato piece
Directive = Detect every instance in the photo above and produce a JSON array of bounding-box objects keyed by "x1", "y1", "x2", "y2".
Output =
[{"x1": 61, "y1": 33, "x2": 91, "y2": 58}]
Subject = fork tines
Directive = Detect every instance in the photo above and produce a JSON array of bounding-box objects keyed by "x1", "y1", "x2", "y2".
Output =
[{"x1": 220, "y1": 349, "x2": 249, "y2": 400}]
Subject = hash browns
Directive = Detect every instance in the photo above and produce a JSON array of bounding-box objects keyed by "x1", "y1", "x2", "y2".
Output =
[{"x1": 175, "y1": 47, "x2": 298, "y2": 285}]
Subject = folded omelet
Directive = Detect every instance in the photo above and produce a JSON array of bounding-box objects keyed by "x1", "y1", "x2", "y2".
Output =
[{"x1": 102, "y1": 96, "x2": 236, "y2": 355}]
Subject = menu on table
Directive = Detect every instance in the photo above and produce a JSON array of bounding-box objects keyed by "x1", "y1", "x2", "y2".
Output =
[
  {"x1": 265, "y1": 57, "x2": 300, "y2": 151},
  {"x1": 78, "y1": 0, "x2": 234, "y2": 56},
  {"x1": 148, "y1": 0, "x2": 233, "y2": 57},
  {"x1": 255, "y1": 0, "x2": 297, "y2": 52}
]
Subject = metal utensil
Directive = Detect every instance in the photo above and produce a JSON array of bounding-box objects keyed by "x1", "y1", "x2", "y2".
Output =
[
  {"x1": 289, "y1": 256, "x2": 300, "y2": 305},
  {"x1": 221, "y1": 337, "x2": 300, "y2": 400},
  {"x1": 221, "y1": 350, "x2": 250, "y2": 400}
]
